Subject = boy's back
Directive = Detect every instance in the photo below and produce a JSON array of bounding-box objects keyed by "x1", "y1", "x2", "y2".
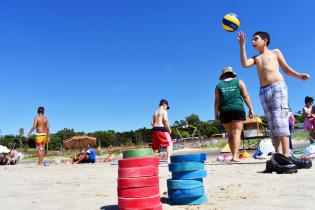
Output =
[
  {"x1": 152, "y1": 108, "x2": 167, "y2": 128},
  {"x1": 35, "y1": 115, "x2": 49, "y2": 133}
]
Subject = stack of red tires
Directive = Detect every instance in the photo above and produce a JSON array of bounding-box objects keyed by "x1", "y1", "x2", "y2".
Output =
[{"x1": 117, "y1": 148, "x2": 162, "y2": 210}]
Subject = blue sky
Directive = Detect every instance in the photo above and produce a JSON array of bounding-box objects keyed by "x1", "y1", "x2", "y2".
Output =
[{"x1": 0, "y1": 0, "x2": 314, "y2": 135}]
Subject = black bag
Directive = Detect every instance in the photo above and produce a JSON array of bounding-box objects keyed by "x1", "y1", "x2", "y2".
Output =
[{"x1": 263, "y1": 153, "x2": 297, "y2": 174}]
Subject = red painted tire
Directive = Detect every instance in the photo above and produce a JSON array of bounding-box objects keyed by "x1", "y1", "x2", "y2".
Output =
[
  {"x1": 118, "y1": 157, "x2": 159, "y2": 168},
  {"x1": 118, "y1": 176, "x2": 159, "y2": 188},
  {"x1": 119, "y1": 203, "x2": 162, "y2": 210},
  {"x1": 117, "y1": 184, "x2": 159, "y2": 198},
  {"x1": 118, "y1": 194, "x2": 161, "y2": 208},
  {"x1": 118, "y1": 166, "x2": 159, "y2": 178}
]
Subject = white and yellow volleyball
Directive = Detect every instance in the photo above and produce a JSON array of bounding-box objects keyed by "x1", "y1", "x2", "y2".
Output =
[{"x1": 222, "y1": 13, "x2": 240, "y2": 32}]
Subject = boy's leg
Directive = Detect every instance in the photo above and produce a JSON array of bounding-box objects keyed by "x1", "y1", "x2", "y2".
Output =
[
  {"x1": 166, "y1": 145, "x2": 173, "y2": 163},
  {"x1": 270, "y1": 83, "x2": 290, "y2": 155},
  {"x1": 38, "y1": 151, "x2": 44, "y2": 166},
  {"x1": 273, "y1": 136, "x2": 290, "y2": 156},
  {"x1": 165, "y1": 132, "x2": 173, "y2": 163},
  {"x1": 279, "y1": 136, "x2": 290, "y2": 156}
]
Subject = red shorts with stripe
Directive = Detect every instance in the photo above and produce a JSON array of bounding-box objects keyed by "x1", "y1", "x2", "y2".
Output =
[{"x1": 151, "y1": 127, "x2": 173, "y2": 151}]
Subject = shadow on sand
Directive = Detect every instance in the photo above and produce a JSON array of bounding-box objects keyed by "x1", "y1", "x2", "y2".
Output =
[
  {"x1": 161, "y1": 196, "x2": 170, "y2": 204},
  {"x1": 100, "y1": 205, "x2": 119, "y2": 210},
  {"x1": 100, "y1": 197, "x2": 169, "y2": 209}
]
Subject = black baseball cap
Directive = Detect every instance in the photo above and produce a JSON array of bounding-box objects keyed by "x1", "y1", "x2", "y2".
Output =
[{"x1": 159, "y1": 99, "x2": 170, "y2": 109}]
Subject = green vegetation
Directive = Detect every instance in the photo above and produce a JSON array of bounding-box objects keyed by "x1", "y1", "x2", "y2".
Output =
[
  {"x1": 0, "y1": 114, "x2": 224, "y2": 150},
  {"x1": 1, "y1": 113, "x2": 307, "y2": 151}
]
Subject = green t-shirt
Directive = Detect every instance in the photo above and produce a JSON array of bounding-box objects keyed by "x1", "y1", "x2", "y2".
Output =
[{"x1": 216, "y1": 79, "x2": 245, "y2": 113}]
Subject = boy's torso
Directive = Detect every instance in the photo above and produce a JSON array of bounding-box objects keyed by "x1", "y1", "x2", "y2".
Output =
[{"x1": 254, "y1": 49, "x2": 285, "y2": 87}]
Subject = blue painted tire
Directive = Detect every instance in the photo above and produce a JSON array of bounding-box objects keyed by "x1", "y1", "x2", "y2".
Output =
[
  {"x1": 168, "y1": 162, "x2": 204, "y2": 172},
  {"x1": 169, "y1": 195, "x2": 208, "y2": 205},
  {"x1": 167, "y1": 179, "x2": 204, "y2": 189},
  {"x1": 172, "y1": 169, "x2": 207, "y2": 180},
  {"x1": 170, "y1": 153, "x2": 206, "y2": 163},
  {"x1": 168, "y1": 187, "x2": 204, "y2": 198}
]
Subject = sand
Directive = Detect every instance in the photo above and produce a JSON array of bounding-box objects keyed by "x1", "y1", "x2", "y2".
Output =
[{"x1": 1, "y1": 148, "x2": 315, "y2": 210}]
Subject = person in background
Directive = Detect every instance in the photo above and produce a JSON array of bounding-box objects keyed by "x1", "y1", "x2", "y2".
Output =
[
  {"x1": 26, "y1": 106, "x2": 50, "y2": 166},
  {"x1": 151, "y1": 99, "x2": 173, "y2": 163},
  {"x1": 288, "y1": 110, "x2": 295, "y2": 151},
  {"x1": 72, "y1": 145, "x2": 96, "y2": 164},
  {"x1": 215, "y1": 67, "x2": 254, "y2": 162}
]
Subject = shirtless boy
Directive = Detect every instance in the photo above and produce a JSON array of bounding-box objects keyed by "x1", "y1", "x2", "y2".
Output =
[
  {"x1": 27, "y1": 107, "x2": 50, "y2": 166},
  {"x1": 151, "y1": 99, "x2": 173, "y2": 162},
  {"x1": 238, "y1": 31, "x2": 311, "y2": 168}
]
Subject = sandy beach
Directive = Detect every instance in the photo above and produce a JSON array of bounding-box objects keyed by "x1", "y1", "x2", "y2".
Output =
[{"x1": 1, "y1": 146, "x2": 315, "y2": 210}]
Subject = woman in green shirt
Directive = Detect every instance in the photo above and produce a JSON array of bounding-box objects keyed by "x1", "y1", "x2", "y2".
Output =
[{"x1": 215, "y1": 67, "x2": 254, "y2": 162}]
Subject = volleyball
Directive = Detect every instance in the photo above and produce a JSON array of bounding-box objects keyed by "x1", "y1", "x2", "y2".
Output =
[{"x1": 222, "y1": 13, "x2": 240, "y2": 32}]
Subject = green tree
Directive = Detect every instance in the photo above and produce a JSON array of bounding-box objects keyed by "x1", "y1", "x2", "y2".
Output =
[
  {"x1": 91, "y1": 130, "x2": 116, "y2": 147},
  {"x1": 185, "y1": 114, "x2": 201, "y2": 126}
]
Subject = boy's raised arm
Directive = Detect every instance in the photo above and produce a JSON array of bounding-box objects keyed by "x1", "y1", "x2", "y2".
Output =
[{"x1": 238, "y1": 32, "x2": 255, "y2": 68}]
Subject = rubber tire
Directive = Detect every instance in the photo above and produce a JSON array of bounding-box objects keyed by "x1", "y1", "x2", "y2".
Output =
[
  {"x1": 168, "y1": 162, "x2": 204, "y2": 172},
  {"x1": 167, "y1": 178, "x2": 203, "y2": 189},
  {"x1": 170, "y1": 153, "x2": 206, "y2": 163},
  {"x1": 118, "y1": 166, "x2": 158, "y2": 178},
  {"x1": 169, "y1": 195, "x2": 208, "y2": 205},
  {"x1": 168, "y1": 187, "x2": 204, "y2": 198},
  {"x1": 118, "y1": 184, "x2": 160, "y2": 198},
  {"x1": 118, "y1": 194, "x2": 161, "y2": 208},
  {"x1": 118, "y1": 157, "x2": 159, "y2": 168},
  {"x1": 123, "y1": 148, "x2": 154, "y2": 159},
  {"x1": 118, "y1": 176, "x2": 159, "y2": 188},
  {"x1": 172, "y1": 169, "x2": 207, "y2": 180}
]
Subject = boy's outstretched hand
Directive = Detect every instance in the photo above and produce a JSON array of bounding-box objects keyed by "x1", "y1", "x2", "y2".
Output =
[
  {"x1": 238, "y1": 31, "x2": 246, "y2": 45},
  {"x1": 299, "y1": 73, "x2": 310, "y2": 80}
]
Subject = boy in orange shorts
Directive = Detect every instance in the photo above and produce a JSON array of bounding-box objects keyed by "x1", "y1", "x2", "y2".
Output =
[{"x1": 27, "y1": 107, "x2": 50, "y2": 166}]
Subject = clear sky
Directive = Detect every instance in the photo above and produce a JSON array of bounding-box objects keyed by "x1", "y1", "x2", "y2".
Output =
[{"x1": 0, "y1": 0, "x2": 314, "y2": 135}]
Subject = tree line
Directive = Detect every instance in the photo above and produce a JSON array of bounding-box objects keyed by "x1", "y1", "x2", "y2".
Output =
[
  {"x1": 0, "y1": 113, "x2": 304, "y2": 150},
  {"x1": 0, "y1": 114, "x2": 224, "y2": 150}
]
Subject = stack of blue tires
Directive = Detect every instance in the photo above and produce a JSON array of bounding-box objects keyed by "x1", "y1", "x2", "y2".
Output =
[{"x1": 167, "y1": 153, "x2": 208, "y2": 205}]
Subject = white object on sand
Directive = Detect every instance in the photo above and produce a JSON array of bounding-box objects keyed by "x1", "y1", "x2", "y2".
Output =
[
  {"x1": 0, "y1": 145, "x2": 10, "y2": 153},
  {"x1": 259, "y1": 139, "x2": 275, "y2": 155}
]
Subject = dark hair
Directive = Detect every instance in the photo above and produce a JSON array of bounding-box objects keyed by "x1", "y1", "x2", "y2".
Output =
[
  {"x1": 159, "y1": 99, "x2": 169, "y2": 109},
  {"x1": 37, "y1": 106, "x2": 45, "y2": 114},
  {"x1": 223, "y1": 72, "x2": 236, "y2": 79},
  {"x1": 253, "y1": 31, "x2": 270, "y2": 46},
  {"x1": 305, "y1": 96, "x2": 314, "y2": 104}
]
